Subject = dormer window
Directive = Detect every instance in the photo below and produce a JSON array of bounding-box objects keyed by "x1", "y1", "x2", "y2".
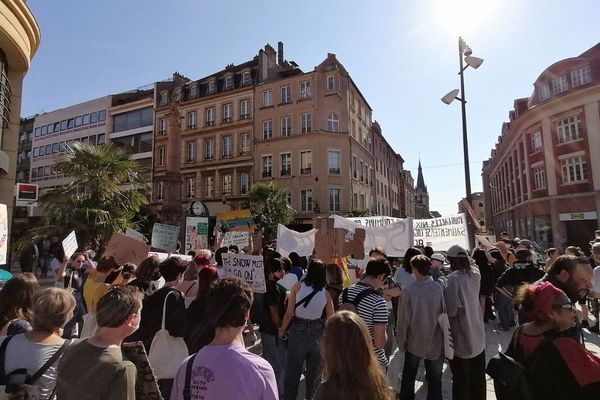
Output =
[
  {"x1": 538, "y1": 83, "x2": 550, "y2": 101},
  {"x1": 242, "y1": 72, "x2": 251, "y2": 86},
  {"x1": 225, "y1": 76, "x2": 234, "y2": 90},
  {"x1": 552, "y1": 75, "x2": 567, "y2": 95},
  {"x1": 571, "y1": 65, "x2": 592, "y2": 88},
  {"x1": 190, "y1": 85, "x2": 198, "y2": 98},
  {"x1": 208, "y1": 80, "x2": 216, "y2": 94},
  {"x1": 160, "y1": 91, "x2": 168, "y2": 105}
]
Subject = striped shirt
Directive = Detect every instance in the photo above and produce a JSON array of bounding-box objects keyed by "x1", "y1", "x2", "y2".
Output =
[{"x1": 341, "y1": 282, "x2": 389, "y2": 366}]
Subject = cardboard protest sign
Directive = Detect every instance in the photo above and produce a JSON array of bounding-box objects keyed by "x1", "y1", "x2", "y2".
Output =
[
  {"x1": 151, "y1": 223, "x2": 180, "y2": 252},
  {"x1": 0, "y1": 204, "x2": 7, "y2": 265},
  {"x1": 185, "y1": 217, "x2": 209, "y2": 253},
  {"x1": 314, "y1": 218, "x2": 366, "y2": 261},
  {"x1": 223, "y1": 231, "x2": 249, "y2": 248},
  {"x1": 216, "y1": 209, "x2": 255, "y2": 232},
  {"x1": 221, "y1": 253, "x2": 266, "y2": 293},
  {"x1": 103, "y1": 232, "x2": 151, "y2": 266},
  {"x1": 125, "y1": 228, "x2": 147, "y2": 243},
  {"x1": 276, "y1": 224, "x2": 317, "y2": 257},
  {"x1": 62, "y1": 230, "x2": 78, "y2": 260},
  {"x1": 413, "y1": 213, "x2": 468, "y2": 251}
]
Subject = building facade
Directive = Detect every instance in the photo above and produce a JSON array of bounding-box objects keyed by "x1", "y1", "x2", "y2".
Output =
[
  {"x1": 373, "y1": 122, "x2": 404, "y2": 217},
  {"x1": 0, "y1": 0, "x2": 40, "y2": 265},
  {"x1": 400, "y1": 170, "x2": 416, "y2": 218},
  {"x1": 17, "y1": 115, "x2": 34, "y2": 183},
  {"x1": 482, "y1": 43, "x2": 600, "y2": 250}
]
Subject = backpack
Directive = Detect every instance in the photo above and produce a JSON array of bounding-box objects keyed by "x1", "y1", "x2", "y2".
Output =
[
  {"x1": 0, "y1": 335, "x2": 72, "y2": 400},
  {"x1": 340, "y1": 286, "x2": 378, "y2": 314},
  {"x1": 486, "y1": 327, "x2": 547, "y2": 400}
]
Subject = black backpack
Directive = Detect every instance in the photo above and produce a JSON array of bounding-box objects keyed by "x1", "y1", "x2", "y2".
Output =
[
  {"x1": 340, "y1": 286, "x2": 378, "y2": 314},
  {"x1": 486, "y1": 327, "x2": 546, "y2": 400}
]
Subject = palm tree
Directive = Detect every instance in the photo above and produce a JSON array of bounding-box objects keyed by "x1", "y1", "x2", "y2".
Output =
[
  {"x1": 28, "y1": 142, "x2": 150, "y2": 252},
  {"x1": 247, "y1": 182, "x2": 295, "y2": 243}
]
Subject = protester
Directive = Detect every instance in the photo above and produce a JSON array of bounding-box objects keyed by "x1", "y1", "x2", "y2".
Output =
[
  {"x1": 176, "y1": 252, "x2": 211, "y2": 307},
  {"x1": 288, "y1": 251, "x2": 305, "y2": 281},
  {"x1": 494, "y1": 241, "x2": 516, "y2": 265},
  {"x1": 488, "y1": 248, "x2": 512, "y2": 330},
  {"x1": 80, "y1": 256, "x2": 115, "y2": 338},
  {"x1": 472, "y1": 248, "x2": 496, "y2": 322},
  {"x1": 445, "y1": 244, "x2": 486, "y2": 400},
  {"x1": 314, "y1": 311, "x2": 395, "y2": 400},
  {"x1": 171, "y1": 277, "x2": 278, "y2": 400},
  {"x1": 280, "y1": 259, "x2": 335, "y2": 400},
  {"x1": 509, "y1": 282, "x2": 600, "y2": 399},
  {"x1": 397, "y1": 255, "x2": 445, "y2": 400},
  {"x1": 126, "y1": 256, "x2": 188, "y2": 397},
  {"x1": 260, "y1": 258, "x2": 287, "y2": 398},
  {"x1": 56, "y1": 253, "x2": 87, "y2": 338},
  {"x1": 342, "y1": 258, "x2": 391, "y2": 368},
  {"x1": 325, "y1": 263, "x2": 344, "y2": 312},
  {"x1": 545, "y1": 248, "x2": 560, "y2": 271},
  {"x1": 131, "y1": 255, "x2": 162, "y2": 295},
  {"x1": 116, "y1": 263, "x2": 138, "y2": 286},
  {"x1": 185, "y1": 265, "x2": 219, "y2": 353},
  {"x1": 214, "y1": 246, "x2": 229, "y2": 278},
  {"x1": 0, "y1": 273, "x2": 39, "y2": 335},
  {"x1": 393, "y1": 247, "x2": 421, "y2": 290},
  {"x1": 48, "y1": 246, "x2": 68, "y2": 282},
  {"x1": 589, "y1": 242, "x2": 600, "y2": 333},
  {"x1": 430, "y1": 252, "x2": 448, "y2": 286},
  {"x1": 56, "y1": 286, "x2": 142, "y2": 400},
  {"x1": 563, "y1": 247, "x2": 592, "y2": 327},
  {"x1": 278, "y1": 256, "x2": 299, "y2": 291},
  {"x1": 534, "y1": 255, "x2": 593, "y2": 341},
  {"x1": 0, "y1": 288, "x2": 75, "y2": 398},
  {"x1": 19, "y1": 240, "x2": 38, "y2": 273}
]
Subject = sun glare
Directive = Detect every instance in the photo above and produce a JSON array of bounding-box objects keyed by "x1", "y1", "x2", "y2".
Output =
[{"x1": 434, "y1": 0, "x2": 498, "y2": 36}]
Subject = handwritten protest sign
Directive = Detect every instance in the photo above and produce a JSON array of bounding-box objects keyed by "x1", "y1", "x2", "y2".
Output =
[
  {"x1": 221, "y1": 253, "x2": 266, "y2": 293},
  {"x1": 62, "y1": 230, "x2": 78, "y2": 260},
  {"x1": 413, "y1": 213, "x2": 468, "y2": 251},
  {"x1": 185, "y1": 217, "x2": 208, "y2": 253},
  {"x1": 103, "y1": 232, "x2": 151, "y2": 266},
  {"x1": 216, "y1": 209, "x2": 255, "y2": 232},
  {"x1": 0, "y1": 204, "x2": 7, "y2": 265},
  {"x1": 151, "y1": 223, "x2": 180, "y2": 252},
  {"x1": 125, "y1": 228, "x2": 148, "y2": 243},
  {"x1": 223, "y1": 231, "x2": 249, "y2": 248}
]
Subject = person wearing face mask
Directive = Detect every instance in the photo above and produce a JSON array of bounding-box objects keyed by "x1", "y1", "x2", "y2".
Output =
[
  {"x1": 508, "y1": 282, "x2": 600, "y2": 400},
  {"x1": 56, "y1": 286, "x2": 143, "y2": 400}
]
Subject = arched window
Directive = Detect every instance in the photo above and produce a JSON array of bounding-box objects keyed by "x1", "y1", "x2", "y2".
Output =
[{"x1": 327, "y1": 113, "x2": 339, "y2": 132}]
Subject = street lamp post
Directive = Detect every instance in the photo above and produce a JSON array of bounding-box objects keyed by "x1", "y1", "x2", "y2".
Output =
[{"x1": 442, "y1": 37, "x2": 484, "y2": 250}]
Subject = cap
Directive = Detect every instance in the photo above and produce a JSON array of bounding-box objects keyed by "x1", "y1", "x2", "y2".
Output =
[
  {"x1": 447, "y1": 245, "x2": 469, "y2": 258},
  {"x1": 430, "y1": 253, "x2": 446, "y2": 263},
  {"x1": 515, "y1": 248, "x2": 532, "y2": 259}
]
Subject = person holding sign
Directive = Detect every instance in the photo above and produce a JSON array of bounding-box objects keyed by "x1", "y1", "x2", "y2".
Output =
[{"x1": 80, "y1": 256, "x2": 115, "y2": 339}]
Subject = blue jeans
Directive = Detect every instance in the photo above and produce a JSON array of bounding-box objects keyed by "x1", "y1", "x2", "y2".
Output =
[
  {"x1": 399, "y1": 351, "x2": 444, "y2": 400},
  {"x1": 283, "y1": 320, "x2": 324, "y2": 400},
  {"x1": 262, "y1": 332, "x2": 286, "y2": 396},
  {"x1": 495, "y1": 290, "x2": 515, "y2": 328}
]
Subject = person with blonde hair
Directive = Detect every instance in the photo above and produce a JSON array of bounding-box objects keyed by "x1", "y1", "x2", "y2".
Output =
[
  {"x1": 314, "y1": 310, "x2": 395, "y2": 400},
  {"x1": 0, "y1": 288, "x2": 75, "y2": 398}
]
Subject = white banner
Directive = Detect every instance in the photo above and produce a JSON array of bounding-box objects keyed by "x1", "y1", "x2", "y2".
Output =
[
  {"x1": 221, "y1": 253, "x2": 266, "y2": 293},
  {"x1": 151, "y1": 223, "x2": 180, "y2": 252},
  {"x1": 346, "y1": 216, "x2": 404, "y2": 227},
  {"x1": 276, "y1": 224, "x2": 318, "y2": 257},
  {"x1": 185, "y1": 217, "x2": 209, "y2": 253},
  {"x1": 0, "y1": 204, "x2": 7, "y2": 265},
  {"x1": 62, "y1": 230, "x2": 78, "y2": 260},
  {"x1": 331, "y1": 215, "x2": 413, "y2": 257},
  {"x1": 413, "y1": 213, "x2": 468, "y2": 251}
]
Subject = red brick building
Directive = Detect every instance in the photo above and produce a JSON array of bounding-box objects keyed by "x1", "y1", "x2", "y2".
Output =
[{"x1": 482, "y1": 43, "x2": 600, "y2": 251}]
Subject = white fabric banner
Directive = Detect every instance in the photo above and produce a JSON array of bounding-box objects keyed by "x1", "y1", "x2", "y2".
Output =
[
  {"x1": 331, "y1": 215, "x2": 413, "y2": 257},
  {"x1": 276, "y1": 224, "x2": 317, "y2": 257},
  {"x1": 413, "y1": 213, "x2": 468, "y2": 251}
]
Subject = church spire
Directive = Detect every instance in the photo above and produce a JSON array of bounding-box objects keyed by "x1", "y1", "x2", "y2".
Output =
[{"x1": 416, "y1": 159, "x2": 427, "y2": 192}]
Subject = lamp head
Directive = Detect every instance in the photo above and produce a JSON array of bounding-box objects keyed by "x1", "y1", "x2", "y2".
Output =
[
  {"x1": 465, "y1": 56, "x2": 484, "y2": 69},
  {"x1": 441, "y1": 89, "x2": 460, "y2": 105}
]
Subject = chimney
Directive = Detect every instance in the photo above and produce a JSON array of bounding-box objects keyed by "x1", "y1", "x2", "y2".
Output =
[{"x1": 277, "y1": 41, "x2": 284, "y2": 66}]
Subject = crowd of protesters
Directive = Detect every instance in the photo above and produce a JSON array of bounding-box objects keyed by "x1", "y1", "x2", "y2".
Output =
[{"x1": 1, "y1": 228, "x2": 600, "y2": 400}]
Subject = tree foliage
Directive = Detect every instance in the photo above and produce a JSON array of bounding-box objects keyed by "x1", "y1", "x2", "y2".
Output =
[
  {"x1": 247, "y1": 182, "x2": 296, "y2": 243},
  {"x1": 28, "y1": 143, "x2": 150, "y2": 251}
]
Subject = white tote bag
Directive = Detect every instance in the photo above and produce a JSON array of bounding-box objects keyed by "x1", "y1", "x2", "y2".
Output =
[
  {"x1": 438, "y1": 291, "x2": 454, "y2": 360},
  {"x1": 148, "y1": 290, "x2": 189, "y2": 379}
]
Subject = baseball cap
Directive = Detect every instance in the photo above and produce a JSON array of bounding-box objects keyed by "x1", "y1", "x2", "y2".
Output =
[
  {"x1": 430, "y1": 253, "x2": 446, "y2": 263},
  {"x1": 447, "y1": 245, "x2": 469, "y2": 258}
]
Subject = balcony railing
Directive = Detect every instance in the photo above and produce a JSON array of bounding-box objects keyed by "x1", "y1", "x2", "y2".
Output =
[
  {"x1": 300, "y1": 167, "x2": 312, "y2": 175},
  {"x1": 329, "y1": 168, "x2": 340, "y2": 174}
]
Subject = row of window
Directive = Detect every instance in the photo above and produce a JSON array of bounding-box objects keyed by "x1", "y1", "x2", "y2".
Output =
[
  {"x1": 531, "y1": 155, "x2": 588, "y2": 190},
  {"x1": 158, "y1": 100, "x2": 252, "y2": 133},
  {"x1": 529, "y1": 114, "x2": 584, "y2": 153},
  {"x1": 259, "y1": 150, "x2": 342, "y2": 178},
  {"x1": 538, "y1": 65, "x2": 592, "y2": 101},
  {"x1": 32, "y1": 134, "x2": 106, "y2": 158},
  {"x1": 113, "y1": 108, "x2": 153, "y2": 133},
  {"x1": 156, "y1": 133, "x2": 252, "y2": 166},
  {"x1": 159, "y1": 71, "x2": 254, "y2": 105},
  {"x1": 34, "y1": 110, "x2": 107, "y2": 138},
  {"x1": 261, "y1": 81, "x2": 313, "y2": 108},
  {"x1": 351, "y1": 155, "x2": 374, "y2": 186}
]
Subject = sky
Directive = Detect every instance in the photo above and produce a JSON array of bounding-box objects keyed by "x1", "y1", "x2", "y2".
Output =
[{"x1": 21, "y1": 0, "x2": 600, "y2": 217}]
